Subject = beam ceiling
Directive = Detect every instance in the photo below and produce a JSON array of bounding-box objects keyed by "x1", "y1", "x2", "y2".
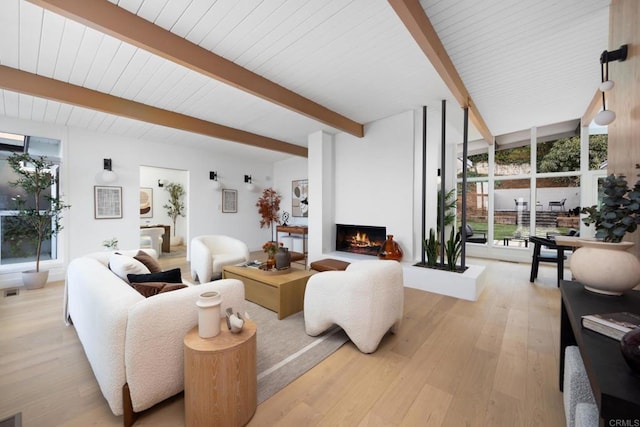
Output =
[
  {"x1": 388, "y1": 0, "x2": 494, "y2": 144},
  {"x1": 0, "y1": 65, "x2": 307, "y2": 157},
  {"x1": 26, "y1": 0, "x2": 364, "y2": 139}
]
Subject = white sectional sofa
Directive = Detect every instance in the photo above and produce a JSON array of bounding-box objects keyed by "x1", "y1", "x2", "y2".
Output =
[{"x1": 64, "y1": 249, "x2": 245, "y2": 422}]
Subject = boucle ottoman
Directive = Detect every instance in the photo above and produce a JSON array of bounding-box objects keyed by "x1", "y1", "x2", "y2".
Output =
[
  {"x1": 563, "y1": 346, "x2": 596, "y2": 427},
  {"x1": 309, "y1": 258, "x2": 350, "y2": 272}
]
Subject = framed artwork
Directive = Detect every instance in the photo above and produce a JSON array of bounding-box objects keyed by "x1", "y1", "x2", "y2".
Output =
[
  {"x1": 140, "y1": 187, "x2": 153, "y2": 218},
  {"x1": 292, "y1": 179, "x2": 308, "y2": 217},
  {"x1": 222, "y1": 189, "x2": 237, "y2": 213},
  {"x1": 94, "y1": 186, "x2": 122, "y2": 219}
]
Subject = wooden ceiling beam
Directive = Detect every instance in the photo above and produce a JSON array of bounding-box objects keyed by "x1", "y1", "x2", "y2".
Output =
[
  {"x1": 582, "y1": 89, "x2": 602, "y2": 127},
  {"x1": 0, "y1": 65, "x2": 307, "y2": 157},
  {"x1": 388, "y1": 0, "x2": 494, "y2": 144},
  {"x1": 26, "y1": 0, "x2": 364, "y2": 138}
]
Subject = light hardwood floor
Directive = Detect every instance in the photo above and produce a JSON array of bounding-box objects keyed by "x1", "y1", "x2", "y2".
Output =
[{"x1": 0, "y1": 255, "x2": 566, "y2": 426}]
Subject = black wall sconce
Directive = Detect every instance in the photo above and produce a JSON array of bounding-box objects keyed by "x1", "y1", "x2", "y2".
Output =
[
  {"x1": 157, "y1": 179, "x2": 168, "y2": 187},
  {"x1": 595, "y1": 44, "x2": 628, "y2": 126},
  {"x1": 244, "y1": 174, "x2": 256, "y2": 191},
  {"x1": 210, "y1": 171, "x2": 221, "y2": 190},
  {"x1": 100, "y1": 158, "x2": 117, "y2": 183}
]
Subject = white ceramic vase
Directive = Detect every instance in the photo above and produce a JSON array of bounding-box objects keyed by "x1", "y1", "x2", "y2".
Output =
[
  {"x1": 569, "y1": 240, "x2": 640, "y2": 295},
  {"x1": 196, "y1": 291, "x2": 222, "y2": 338}
]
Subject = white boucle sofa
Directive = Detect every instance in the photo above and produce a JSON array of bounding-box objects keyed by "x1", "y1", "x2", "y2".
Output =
[{"x1": 64, "y1": 249, "x2": 245, "y2": 423}]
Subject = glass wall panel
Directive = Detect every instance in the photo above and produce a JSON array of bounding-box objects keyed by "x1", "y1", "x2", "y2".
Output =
[
  {"x1": 495, "y1": 145, "x2": 531, "y2": 176},
  {"x1": 589, "y1": 134, "x2": 608, "y2": 170},
  {"x1": 457, "y1": 181, "x2": 489, "y2": 244},
  {"x1": 535, "y1": 176, "x2": 580, "y2": 238},
  {"x1": 493, "y1": 178, "x2": 530, "y2": 246},
  {"x1": 537, "y1": 136, "x2": 580, "y2": 173}
]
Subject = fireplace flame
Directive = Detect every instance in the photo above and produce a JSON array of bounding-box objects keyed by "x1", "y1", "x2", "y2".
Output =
[{"x1": 349, "y1": 231, "x2": 372, "y2": 248}]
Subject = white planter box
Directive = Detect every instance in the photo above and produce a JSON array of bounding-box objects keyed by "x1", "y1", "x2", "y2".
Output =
[{"x1": 402, "y1": 263, "x2": 486, "y2": 301}]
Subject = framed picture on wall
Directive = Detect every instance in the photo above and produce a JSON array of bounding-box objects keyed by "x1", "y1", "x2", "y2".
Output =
[
  {"x1": 292, "y1": 179, "x2": 308, "y2": 217},
  {"x1": 94, "y1": 186, "x2": 122, "y2": 219},
  {"x1": 140, "y1": 187, "x2": 153, "y2": 218},
  {"x1": 222, "y1": 189, "x2": 237, "y2": 213}
]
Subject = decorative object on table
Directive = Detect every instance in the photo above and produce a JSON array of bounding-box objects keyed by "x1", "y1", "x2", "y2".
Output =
[
  {"x1": 6, "y1": 153, "x2": 71, "y2": 289},
  {"x1": 291, "y1": 179, "x2": 308, "y2": 217},
  {"x1": 94, "y1": 185, "x2": 122, "y2": 219},
  {"x1": 262, "y1": 241, "x2": 278, "y2": 269},
  {"x1": 256, "y1": 188, "x2": 281, "y2": 241},
  {"x1": 281, "y1": 211, "x2": 290, "y2": 226},
  {"x1": 196, "y1": 291, "x2": 222, "y2": 338},
  {"x1": 139, "y1": 187, "x2": 153, "y2": 217},
  {"x1": 275, "y1": 245, "x2": 291, "y2": 270},
  {"x1": 620, "y1": 328, "x2": 640, "y2": 374},
  {"x1": 162, "y1": 182, "x2": 185, "y2": 246},
  {"x1": 581, "y1": 311, "x2": 640, "y2": 341},
  {"x1": 574, "y1": 166, "x2": 640, "y2": 295},
  {"x1": 378, "y1": 234, "x2": 403, "y2": 261},
  {"x1": 225, "y1": 307, "x2": 245, "y2": 333},
  {"x1": 222, "y1": 188, "x2": 238, "y2": 213},
  {"x1": 102, "y1": 237, "x2": 119, "y2": 251}
]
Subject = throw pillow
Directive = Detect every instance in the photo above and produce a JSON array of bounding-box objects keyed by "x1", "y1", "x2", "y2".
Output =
[
  {"x1": 130, "y1": 281, "x2": 187, "y2": 297},
  {"x1": 134, "y1": 250, "x2": 162, "y2": 273},
  {"x1": 127, "y1": 268, "x2": 182, "y2": 284},
  {"x1": 109, "y1": 253, "x2": 150, "y2": 283}
]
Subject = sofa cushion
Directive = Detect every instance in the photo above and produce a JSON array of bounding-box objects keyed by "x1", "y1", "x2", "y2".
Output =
[
  {"x1": 109, "y1": 253, "x2": 150, "y2": 283},
  {"x1": 130, "y1": 281, "x2": 187, "y2": 297},
  {"x1": 133, "y1": 250, "x2": 162, "y2": 273},
  {"x1": 127, "y1": 268, "x2": 182, "y2": 284}
]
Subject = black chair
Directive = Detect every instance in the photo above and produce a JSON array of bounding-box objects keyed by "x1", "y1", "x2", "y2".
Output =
[
  {"x1": 548, "y1": 198, "x2": 566, "y2": 211},
  {"x1": 514, "y1": 199, "x2": 528, "y2": 210},
  {"x1": 463, "y1": 224, "x2": 487, "y2": 244},
  {"x1": 528, "y1": 236, "x2": 572, "y2": 287}
]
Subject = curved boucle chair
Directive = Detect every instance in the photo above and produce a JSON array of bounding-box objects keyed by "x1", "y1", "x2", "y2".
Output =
[
  {"x1": 190, "y1": 235, "x2": 250, "y2": 282},
  {"x1": 140, "y1": 227, "x2": 164, "y2": 255},
  {"x1": 304, "y1": 259, "x2": 404, "y2": 353}
]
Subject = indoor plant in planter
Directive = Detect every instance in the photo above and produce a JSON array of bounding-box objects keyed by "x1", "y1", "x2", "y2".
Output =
[
  {"x1": 570, "y1": 166, "x2": 640, "y2": 295},
  {"x1": 162, "y1": 182, "x2": 186, "y2": 246},
  {"x1": 6, "y1": 153, "x2": 70, "y2": 289},
  {"x1": 256, "y1": 188, "x2": 281, "y2": 242}
]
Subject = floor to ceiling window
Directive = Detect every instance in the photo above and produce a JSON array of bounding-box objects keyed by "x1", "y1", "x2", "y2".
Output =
[
  {"x1": 0, "y1": 132, "x2": 62, "y2": 267},
  {"x1": 457, "y1": 119, "x2": 607, "y2": 252}
]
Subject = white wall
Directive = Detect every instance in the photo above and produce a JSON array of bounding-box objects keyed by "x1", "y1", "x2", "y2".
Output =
[
  {"x1": 0, "y1": 116, "x2": 278, "y2": 287},
  {"x1": 332, "y1": 111, "x2": 415, "y2": 260}
]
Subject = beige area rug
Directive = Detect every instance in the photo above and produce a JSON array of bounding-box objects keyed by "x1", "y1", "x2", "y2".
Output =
[{"x1": 244, "y1": 301, "x2": 349, "y2": 404}]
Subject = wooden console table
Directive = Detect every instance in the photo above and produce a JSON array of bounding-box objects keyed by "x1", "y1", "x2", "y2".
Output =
[
  {"x1": 140, "y1": 224, "x2": 170, "y2": 253},
  {"x1": 184, "y1": 320, "x2": 257, "y2": 427},
  {"x1": 559, "y1": 281, "x2": 640, "y2": 425},
  {"x1": 276, "y1": 225, "x2": 308, "y2": 262}
]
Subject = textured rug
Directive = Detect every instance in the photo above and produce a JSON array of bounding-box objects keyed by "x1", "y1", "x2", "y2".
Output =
[{"x1": 244, "y1": 301, "x2": 349, "y2": 404}]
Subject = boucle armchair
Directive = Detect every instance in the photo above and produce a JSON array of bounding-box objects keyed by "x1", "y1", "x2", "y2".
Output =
[
  {"x1": 304, "y1": 260, "x2": 404, "y2": 353},
  {"x1": 190, "y1": 235, "x2": 250, "y2": 282}
]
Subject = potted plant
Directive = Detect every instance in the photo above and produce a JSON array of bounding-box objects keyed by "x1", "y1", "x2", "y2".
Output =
[
  {"x1": 256, "y1": 188, "x2": 281, "y2": 242},
  {"x1": 162, "y1": 182, "x2": 186, "y2": 246},
  {"x1": 569, "y1": 166, "x2": 640, "y2": 295},
  {"x1": 6, "y1": 153, "x2": 70, "y2": 289}
]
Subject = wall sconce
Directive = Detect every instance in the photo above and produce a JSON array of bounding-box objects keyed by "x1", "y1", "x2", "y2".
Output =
[
  {"x1": 210, "y1": 171, "x2": 222, "y2": 190},
  {"x1": 101, "y1": 158, "x2": 118, "y2": 183},
  {"x1": 157, "y1": 179, "x2": 168, "y2": 188},
  {"x1": 244, "y1": 174, "x2": 256, "y2": 192},
  {"x1": 594, "y1": 44, "x2": 628, "y2": 126}
]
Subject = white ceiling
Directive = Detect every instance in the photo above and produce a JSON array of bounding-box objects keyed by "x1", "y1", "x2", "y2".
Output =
[{"x1": 0, "y1": 0, "x2": 610, "y2": 161}]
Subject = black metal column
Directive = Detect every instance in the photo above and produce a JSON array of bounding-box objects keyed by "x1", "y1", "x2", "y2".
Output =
[
  {"x1": 439, "y1": 100, "x2": 446, "y2": 267},
  {"x1": 461, "y1": 106, "x2": 469, "y2": 270},
  {"x1": 421, "y1": 106, "x2": 427, "y2": 265}
]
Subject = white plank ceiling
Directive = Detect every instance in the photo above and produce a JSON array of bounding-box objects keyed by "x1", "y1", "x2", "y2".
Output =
[{"x1": 0, "y1": 0, "x2": 610, "y2": 161}]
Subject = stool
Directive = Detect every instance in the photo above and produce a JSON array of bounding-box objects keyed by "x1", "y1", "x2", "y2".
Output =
[{"x1": 309, "y1": 258, "x2": 350, "y2": 272}]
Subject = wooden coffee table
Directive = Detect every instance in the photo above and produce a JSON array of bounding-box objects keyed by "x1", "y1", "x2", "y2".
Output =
[{"x1": 223, "y1": 265, "x2": 314, "y2": 319}]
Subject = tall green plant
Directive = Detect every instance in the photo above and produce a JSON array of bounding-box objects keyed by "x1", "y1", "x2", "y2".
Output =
[
  {"x1": 444, "y1": 227, "x2": 462, "y2": 271},
  {"x1": 6, "y1": 153, "x2": 70, "y2": 272},
  {"x1": 163, "y1": 182, "x2": 186, "y2": 236},
  {"x1": 423, "y1": 228, "x2": 438, "y2": 267}
]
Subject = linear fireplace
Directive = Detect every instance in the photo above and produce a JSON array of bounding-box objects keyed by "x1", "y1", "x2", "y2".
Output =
[{"x1": 335, "y1": 224, "x2": 386, "y2": 256}]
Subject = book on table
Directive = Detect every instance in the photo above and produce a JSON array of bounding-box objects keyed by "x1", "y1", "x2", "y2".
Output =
[{"x1": 581, "y1": 311, "x2": 640, "y2": 340}]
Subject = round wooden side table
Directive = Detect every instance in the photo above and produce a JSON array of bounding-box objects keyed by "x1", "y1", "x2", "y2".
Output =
[{"x1": 183, "y1": 319, "x2": 257, "y2": 427}]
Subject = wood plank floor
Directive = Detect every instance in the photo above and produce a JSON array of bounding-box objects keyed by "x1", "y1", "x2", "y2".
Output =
[{"x1": 0, "y1": 255, "x2": 566, "y2": 426}]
